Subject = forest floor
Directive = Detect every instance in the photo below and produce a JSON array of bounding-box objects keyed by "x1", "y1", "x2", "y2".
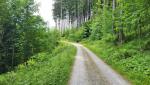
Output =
[{"x1": 69, "y1": 43, "x2": 131, "y2": 85}]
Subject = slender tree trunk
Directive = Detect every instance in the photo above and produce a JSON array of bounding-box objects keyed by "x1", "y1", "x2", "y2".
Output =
[
  {"x1": 60, "y1": 0, "x2": 63, "y2": 33},
  {"x1": 119, "y1": 1, "x2": 125, "y2": 44},
  {"x1": 12, "y1": 45, "x2": 14, "y2": 69},
  {"x1": 59, "y1": 19, "x2": 61, "y2": 32},
  {"x1": 112, "y1": 0, "x2": 116, "y2": 34},
  {"x1": 88, "y1": 0, "x2": 91, "y2": 20},
  {"x1": 75, "y1": 0, "x2": 79, "y2": 28}
]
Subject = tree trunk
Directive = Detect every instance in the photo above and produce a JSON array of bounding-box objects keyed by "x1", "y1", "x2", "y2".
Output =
[
  {"x1": 119, "y1": 1, "x2": 125, "y2": 44},
  {"x1": 112, "y1": 0, "x2": 116, "y2": 34}
]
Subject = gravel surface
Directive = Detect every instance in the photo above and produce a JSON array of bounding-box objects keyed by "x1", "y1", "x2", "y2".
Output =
[{"x1": 69, "y1": 43, "x2": 131, "y2": 85}]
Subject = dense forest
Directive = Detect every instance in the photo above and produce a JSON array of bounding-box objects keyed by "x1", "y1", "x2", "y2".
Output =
[
  {"x1": 0, "y1": 0, "x2": 150, "y2": 85},
  {"x1": 53, "y1": 0, "x2": 150, "y2": 44},
  {"x1": 0, "y1": 0, "x2": 60, "y2": 73}
]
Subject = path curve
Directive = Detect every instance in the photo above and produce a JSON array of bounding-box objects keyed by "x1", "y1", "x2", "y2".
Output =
[{"x1": 69, "y1": 43, "x2": 131, "y2": 85}]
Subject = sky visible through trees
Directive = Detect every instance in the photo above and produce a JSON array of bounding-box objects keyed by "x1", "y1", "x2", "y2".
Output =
[{"x1": 35, "y1": 0, "x2": 55, "y2": 27}]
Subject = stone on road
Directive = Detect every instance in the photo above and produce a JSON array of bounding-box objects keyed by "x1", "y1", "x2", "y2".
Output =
[{"x1": 69, "y1": 43, "x2": 131, "y2": 85}]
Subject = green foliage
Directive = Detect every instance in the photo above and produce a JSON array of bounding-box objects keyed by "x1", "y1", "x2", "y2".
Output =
[
  {"x1": 63, "y1": 22, "x2": 92, "y2": 42},
  {"x1": 63, "y1": 28, "x2": 83, "y2": 42},
  {"x1": 0, "y1": 44, "x2": 76, "y2": 85},
  {"x1": 0, "y1": 0, "x2": 60, "y2": 73},
  {"x1": 90, "y1": 28, "x2": 102, "y2": 40},
  {"x1": 82, "y1": 22, "x2": 92, "y2": 38},
  {"x1": 90, "y1": 16, "x2": 103, "y2": 40}
]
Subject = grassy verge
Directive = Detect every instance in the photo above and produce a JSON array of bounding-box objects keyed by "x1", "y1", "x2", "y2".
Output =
[
  {"x1": 82, "y1": 40, "x2": 150, "y2": 85},
  {"x1": 0, "y1": 43, "x2": 76, "y2": 85}
]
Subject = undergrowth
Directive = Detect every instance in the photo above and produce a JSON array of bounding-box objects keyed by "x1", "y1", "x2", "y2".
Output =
[
  {"x1": 82, "y1": 38, "x2": 150, "y2": 85},
  {"x1": 0, "y1": 43, "x2": 76, "y2": 85}
]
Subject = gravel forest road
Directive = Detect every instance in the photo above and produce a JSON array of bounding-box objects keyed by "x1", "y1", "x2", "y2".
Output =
[{"x1": 69, "y1": 43, "x2": 131, "y2": 85}]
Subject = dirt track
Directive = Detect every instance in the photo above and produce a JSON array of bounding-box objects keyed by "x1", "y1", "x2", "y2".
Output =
[{"x1": 69, "y1": 43, "x2": 131, "y2": 85}]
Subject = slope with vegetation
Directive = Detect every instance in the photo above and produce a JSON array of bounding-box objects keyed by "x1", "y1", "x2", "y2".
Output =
[{"x1": 0, "y1": 43, "x2": 76, "y2": 85}]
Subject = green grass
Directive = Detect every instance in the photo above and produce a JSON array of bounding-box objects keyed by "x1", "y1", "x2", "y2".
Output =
[
  {"x1": 0, "y1": 43, "x2": 76, "y2": 85},
  {"x1": 82, "y1": 39, "x2": 150, "y2": 85}
]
